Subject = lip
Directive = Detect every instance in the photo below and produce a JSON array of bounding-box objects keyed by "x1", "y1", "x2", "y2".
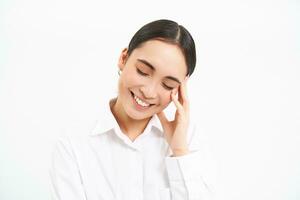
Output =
[{"x1": 130, "y1": 91, "x2": 155, "y2": 110}]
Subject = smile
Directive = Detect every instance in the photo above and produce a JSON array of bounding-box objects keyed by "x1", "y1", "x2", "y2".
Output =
[{"x1": 130, "y1": 91, "x2": 154, "y2": 108}]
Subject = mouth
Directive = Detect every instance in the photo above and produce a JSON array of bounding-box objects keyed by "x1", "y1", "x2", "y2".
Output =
[{"x1": 130, "y1": 91, "x2": 155, "y2": 109}]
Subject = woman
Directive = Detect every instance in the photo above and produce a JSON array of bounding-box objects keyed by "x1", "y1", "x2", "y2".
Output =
[{"x1": 50, "y1": 19, "x2": 214, "y2": 200}]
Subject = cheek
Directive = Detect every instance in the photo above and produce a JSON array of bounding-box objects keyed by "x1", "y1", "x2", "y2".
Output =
[
  {"x1": 120, "y1": 70, "x2": 143, "y2": 88},
  {"x1": 119, "y1": 75, "x2": 135, "y2": 90},
  {"x1": 159, "y1": 91, "x2": 172, "y2": 106}
]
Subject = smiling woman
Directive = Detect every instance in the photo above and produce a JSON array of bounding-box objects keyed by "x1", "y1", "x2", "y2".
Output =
[
  {"x1": 50, "y1": 19, "x2": 214, "y2": 200},
  {"x1": 115, "y1": 39, "x2": 187, "y2": 123}
]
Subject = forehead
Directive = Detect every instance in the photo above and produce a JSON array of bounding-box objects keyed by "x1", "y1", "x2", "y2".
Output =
[{"x1": 130, "y1": 40, "x2": 187, "y2": 78}]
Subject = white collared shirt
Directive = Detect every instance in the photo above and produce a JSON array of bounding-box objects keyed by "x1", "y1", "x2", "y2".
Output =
[{"x1": 49, "y1": 97, "x2": 215, "y2": 200}]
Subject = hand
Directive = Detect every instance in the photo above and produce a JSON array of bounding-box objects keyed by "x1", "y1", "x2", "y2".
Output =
[{"x1": 157, "y1": 77, "x2": 190, "y2": 157}]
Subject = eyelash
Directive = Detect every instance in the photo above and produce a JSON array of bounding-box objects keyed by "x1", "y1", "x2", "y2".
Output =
[
  {"x1": 136, "y1": 68, "x2": 148, "y2": 76},
  {"x1": 136, "y1": 68, "x2": 174, "y2": 91},
  {"x1": 162, "y1": 84, "x2": 174, "y2": 90}
]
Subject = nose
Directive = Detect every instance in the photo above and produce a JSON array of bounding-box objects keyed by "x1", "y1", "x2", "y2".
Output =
[{"x1": 140, "y1": 83, "x2": 158, "y2": 99}]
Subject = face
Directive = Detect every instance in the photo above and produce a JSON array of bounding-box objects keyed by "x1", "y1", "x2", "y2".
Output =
[{"x1": 117, "y1": 39, "x2": 187, "y2": 120}]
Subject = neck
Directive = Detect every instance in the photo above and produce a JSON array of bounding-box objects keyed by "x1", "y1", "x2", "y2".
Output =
[{"x1": 110, "y1": 97, "x2": 151, "y2": 141}]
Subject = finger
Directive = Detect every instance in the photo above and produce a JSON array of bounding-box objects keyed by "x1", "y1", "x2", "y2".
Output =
[
  {"x1": 171, "y1": 90, "x2": 184, "y2": 115},
  {"x1": 157, "y1": 111, "x2": 173, "y2": 142},
  {"x1": 180, "y1": 78, "x2": 189, "y2": 102},
  {"x1": 178, "y1": 80, "x2": 189, "y2": 112},
  {"x1": 178, "y1": 84, "x2": 183, "y2": 105},
  {"x1": 177, "y1": 81, "x2": 186, "y2": 103},
  {"x1": 157, "y1": 111, "x2": 169, "y2": 128}
]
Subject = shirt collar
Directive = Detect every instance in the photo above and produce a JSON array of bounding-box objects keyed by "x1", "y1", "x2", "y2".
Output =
[{"x1": 89, "y1": 96, "x2": 163, "y2": 136}]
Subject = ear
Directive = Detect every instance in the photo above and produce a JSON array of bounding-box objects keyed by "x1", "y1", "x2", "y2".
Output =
[
  {"x1": 118, "y1": 48, "x2": 129, "y2": 71},
  {"x1": 185, "y1": 76, "x2": 189, "y2": 81}
]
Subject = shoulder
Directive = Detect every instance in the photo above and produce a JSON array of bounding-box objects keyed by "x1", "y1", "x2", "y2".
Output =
[{"x1": 52, "y1": 133, "x2": 91, "y2": 159}]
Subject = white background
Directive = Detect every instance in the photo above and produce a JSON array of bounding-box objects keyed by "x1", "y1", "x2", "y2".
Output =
[{"x1": 0, "y1": 0, "x2": 299, "y2": 200}]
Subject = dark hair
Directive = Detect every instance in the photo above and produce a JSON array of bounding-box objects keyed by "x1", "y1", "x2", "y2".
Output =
[{"x1": 127, "y1": 19, "x2": 196, "y2": 76}]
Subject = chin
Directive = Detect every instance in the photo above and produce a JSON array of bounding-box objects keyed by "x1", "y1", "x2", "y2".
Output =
[{"x1": 125, "y1": 108, "x2": 154, "y2": 120}]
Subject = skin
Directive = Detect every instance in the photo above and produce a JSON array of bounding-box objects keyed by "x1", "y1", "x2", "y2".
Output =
[{"x1": 111, "y1": 39, "x2": 190, "y2": 156}]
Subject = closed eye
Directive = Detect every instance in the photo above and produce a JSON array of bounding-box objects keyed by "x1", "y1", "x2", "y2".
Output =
[
  {"x1": 162, "y1": 83, "x2": 174, "y2": 90},
  {"x1": 136, "y1": 67, "x2": 174, "y2": 90},
  {"x1": 136, "y1": 68, "x2": 148, "y2": 76}
]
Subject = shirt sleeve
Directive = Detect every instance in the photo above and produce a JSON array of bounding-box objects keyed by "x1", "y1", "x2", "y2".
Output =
[
  {"x1": 164, "y1": 123, "x2": 216, "y2": 200},
  {"x1": 49, "y1": 136, "x2": 87, "y2": 200}
]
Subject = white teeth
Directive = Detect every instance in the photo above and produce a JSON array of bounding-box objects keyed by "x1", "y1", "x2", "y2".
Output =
[{"x1": 134, "y1": 95, "x2": 150, "y2": 107}]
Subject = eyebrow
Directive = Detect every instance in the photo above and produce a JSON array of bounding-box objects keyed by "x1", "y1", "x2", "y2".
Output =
[{"x1": 137, "y1": 58, "x2": 181, "y2": 84}]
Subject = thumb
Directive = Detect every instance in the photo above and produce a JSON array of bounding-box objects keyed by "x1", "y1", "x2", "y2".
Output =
[
  {"x1": 157, "y1": 111, "x2": 172, "y2": 144},
  {"x1": 157, "y1": 111, "x2": 169, "y2": 129}
]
